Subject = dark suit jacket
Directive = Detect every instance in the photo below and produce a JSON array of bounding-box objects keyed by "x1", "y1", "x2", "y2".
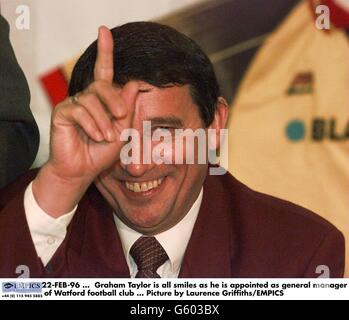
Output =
[
  {"x1": 0, "y1": 15, "x2": 39, "y2": 189},
  {"x1": 0, "y1": 168, "x2": 345, "y2": 278}
]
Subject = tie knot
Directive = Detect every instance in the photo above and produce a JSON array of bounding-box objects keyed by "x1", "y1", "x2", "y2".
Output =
[{"x1": 130, "y1": 236, "x2": 169, "y2": 278}]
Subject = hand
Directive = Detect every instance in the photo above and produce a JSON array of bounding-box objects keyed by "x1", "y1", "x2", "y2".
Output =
[
  {"x1": 32, "y1": 26, "x2": 139, "y2": 217},
  {"x1": 51, "y1": 26, "x2": 139, "y2": 181}
]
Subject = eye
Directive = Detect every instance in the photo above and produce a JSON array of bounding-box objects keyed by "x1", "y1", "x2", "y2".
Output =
[{"x1": 153, "y1": 126, "x2": 176, "y2": 131}]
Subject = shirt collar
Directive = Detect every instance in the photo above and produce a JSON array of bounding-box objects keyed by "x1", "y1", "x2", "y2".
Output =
[{"x1": 114, "y1": 188, "x2": 203, "y2": 274}]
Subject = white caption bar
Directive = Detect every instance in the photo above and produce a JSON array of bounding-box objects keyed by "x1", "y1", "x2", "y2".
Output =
[{"x1": 1, "y1": 279, "x2": 348, "y2": 300}]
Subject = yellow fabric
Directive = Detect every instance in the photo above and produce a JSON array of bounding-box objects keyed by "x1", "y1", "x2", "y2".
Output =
[
  {"x1": 228, "y1": 0, "x2": 349, "y2": 276},
  {"x1": 61, "y1": 56, "x2": 79, "y2": 82}
]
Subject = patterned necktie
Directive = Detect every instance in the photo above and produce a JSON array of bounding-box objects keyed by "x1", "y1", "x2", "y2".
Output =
[{"x1": 130, "y1": 236, "x2": 169, "y2": 278}]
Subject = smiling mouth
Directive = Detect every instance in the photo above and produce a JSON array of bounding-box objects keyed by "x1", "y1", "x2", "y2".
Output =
[{"x1": 125, "y1": 178, "x2": 164, "y2": 193}]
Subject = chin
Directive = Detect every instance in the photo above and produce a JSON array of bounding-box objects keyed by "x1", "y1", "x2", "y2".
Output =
[{"x1": 125, "y1": 210, "x2": 167, "y2": 231}]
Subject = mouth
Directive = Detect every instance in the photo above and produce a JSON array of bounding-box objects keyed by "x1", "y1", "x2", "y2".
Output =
[
  {"x1": 119, "y1": 177, "x2": 166, "y2": 199},
  {"x1": 125, "y1": 178, "x2": 164, "y2": 193}
]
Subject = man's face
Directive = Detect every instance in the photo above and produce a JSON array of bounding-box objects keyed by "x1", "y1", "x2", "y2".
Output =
[{"x1": 94, "y1": 82, "x2": 209, "y2": 235}]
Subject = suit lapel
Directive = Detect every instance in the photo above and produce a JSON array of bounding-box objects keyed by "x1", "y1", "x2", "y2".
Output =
[
  {"x1": 0, "y1": 170, "x2": 235, "y2": 278},
  {"x1": 53, "y1": 186, "x2": 130, "y2": 277},
  {"x1": 65, "y1": 179, "x2": 235, "y2": 278},
  {"x1": 0, "y1": 181, "x2": 44, "y2": 277},
  {"x1": 179, "y1": 174, "x2": 235, "y2": 278}
]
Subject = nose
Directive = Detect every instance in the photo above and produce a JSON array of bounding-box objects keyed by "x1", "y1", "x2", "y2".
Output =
[
  {"x1": 120, "y1": 162, "x2": 154, "y2": 177},
  {"x1": 119, "y1": 139, "x2": 155, "y2": 177},
  {"x1": 119, "y1": 116, "x2": 161, "y2": 177}
]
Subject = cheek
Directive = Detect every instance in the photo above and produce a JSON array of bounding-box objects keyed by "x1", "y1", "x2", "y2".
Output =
[
  {"x1": 151, "y1": 138, "x2": 174, "y2": 164},
  {"x1": 172, "y1": 163, "x2": 206, "y2": 213},
  {"x1": 94, "y1": 177, "x2": 120, "y2": 210}
]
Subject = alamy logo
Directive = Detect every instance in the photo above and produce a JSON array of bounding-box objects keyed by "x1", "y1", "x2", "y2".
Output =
[
  {"x1": 15, "y1": 5, "x2": 30, "y2": 30},
  {"x1": 315, "y1": 5, "x2": 331, "y2": 30},
  {"x1": 119, "y1": 121, "x2": 228, "y2": 175}
]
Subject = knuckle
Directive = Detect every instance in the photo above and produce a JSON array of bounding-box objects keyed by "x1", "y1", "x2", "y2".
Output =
[
  {"x1": 71, "y1": 105, "x2": 85, "y2": 118},
  {"x1": 55, "y1": 98, "x2": 69, "y2": 109},
  {"x1": 112, "y1": 99, "x2": 126, "y2": 115},
  {"x1": 51, "y1": 99, "x2": 69, "y2": 118},
  {"x1": 80, "y1": 92, "x2": 99, "y2": 106}
]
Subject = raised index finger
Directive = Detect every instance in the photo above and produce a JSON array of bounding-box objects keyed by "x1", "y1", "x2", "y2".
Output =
[{"x1": 94, "y1": 26, "x2": 114, "y2": 83}]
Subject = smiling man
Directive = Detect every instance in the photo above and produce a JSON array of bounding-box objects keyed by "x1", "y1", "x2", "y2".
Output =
[{"x1": 0, "y1": 22, "x2": 345, "y2": 278}]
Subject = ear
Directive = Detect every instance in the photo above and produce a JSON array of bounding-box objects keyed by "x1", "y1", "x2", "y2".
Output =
[{"x1": 208, "y1": 97, "x2": 229, "y2": 150}]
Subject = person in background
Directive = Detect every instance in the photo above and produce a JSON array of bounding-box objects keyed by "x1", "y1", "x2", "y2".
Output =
[{"x1": 0, "y1": 11, "x2": 39, "y2": 189}]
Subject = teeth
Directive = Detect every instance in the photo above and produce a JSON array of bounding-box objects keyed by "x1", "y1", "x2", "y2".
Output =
[{"x1": 125, "y1": 178, "x2": 164, "y2": 193}]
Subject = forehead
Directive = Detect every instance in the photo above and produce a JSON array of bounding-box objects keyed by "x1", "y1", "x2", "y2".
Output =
[{"x1": 134, "y1": 82, "x2": 202, "y2": 124}]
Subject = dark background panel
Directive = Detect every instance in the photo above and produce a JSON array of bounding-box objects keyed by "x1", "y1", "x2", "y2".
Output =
[{"x1": 158, "y1": 0, "x2": 300, "y2": 103}]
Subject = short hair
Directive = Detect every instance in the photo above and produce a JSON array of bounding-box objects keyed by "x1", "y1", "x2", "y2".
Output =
[{"x1": 69, "y1": 21, "x2": 220, "y2": 126}]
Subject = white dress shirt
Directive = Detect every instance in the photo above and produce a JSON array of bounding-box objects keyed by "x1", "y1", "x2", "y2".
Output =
[
  {"x1": 24, "y1": 182, "x2": 75, "y2": 266},
  {"x1": 113, "y1": 189, "x2": 202, "y2": 278},
  {"x1": 24, "y1": 181, "x2": 203, "y2": 277}
]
